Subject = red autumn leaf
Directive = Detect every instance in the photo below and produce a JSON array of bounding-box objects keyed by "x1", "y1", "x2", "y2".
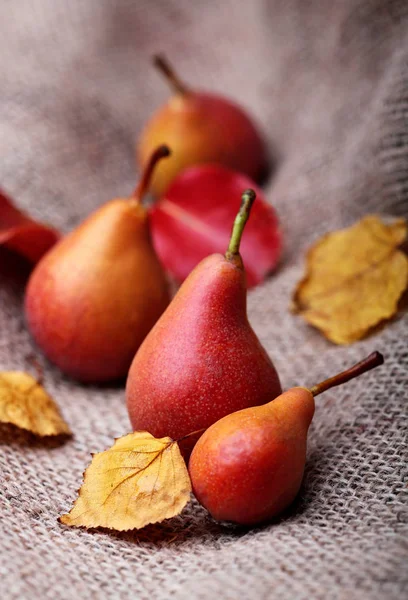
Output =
[
  {"x1": 150, "y1": 165, "x2": 283, "y2": 288},
  {"x1": 0, "y1": 190, "x2": 60, "y2": 264}
]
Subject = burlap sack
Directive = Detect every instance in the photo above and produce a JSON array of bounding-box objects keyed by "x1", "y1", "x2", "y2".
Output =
[{"x1": 1, "y1": 1, "x2": 407, "y2": 598}]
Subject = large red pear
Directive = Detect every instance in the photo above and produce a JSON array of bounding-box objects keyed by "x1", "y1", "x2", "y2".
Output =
[{"x1": 126, "y1": 189, "x2": 281, "y2": 455}]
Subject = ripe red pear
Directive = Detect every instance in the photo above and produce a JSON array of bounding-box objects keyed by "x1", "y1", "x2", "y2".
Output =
[
  {"x1": 138, "y1": 55, "x2": 268, "y2": 197},
  {"x1": 189, "y1": 352, "x2": 384, "y2": 525},
  {"x1": 126, "y1": 189, "x2": 281, "y2": 455},
  {"x1": 25, "y1": 146, "x2": 171, "y2": 383}
]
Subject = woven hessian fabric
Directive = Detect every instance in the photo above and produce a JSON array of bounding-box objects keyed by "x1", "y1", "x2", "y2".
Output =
[{"x1": 0, "y1": 1, "x2": 407, "y2": 599}]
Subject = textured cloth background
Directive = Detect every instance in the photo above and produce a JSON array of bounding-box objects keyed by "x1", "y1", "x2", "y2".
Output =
[{"x1": 0, "y1": 1, "x2": 407, "y2": 599}]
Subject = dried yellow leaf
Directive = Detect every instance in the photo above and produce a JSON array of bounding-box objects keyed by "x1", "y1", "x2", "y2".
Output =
[
  {"x1": 59, "y1": 431, "x2": 192, "y2": 531},
  {"x1": 292, "y1": 215, "x2": 408, "y2": 344},
  {"x1": 0, "y1": 371, "x2": 71, "y2": 436}
]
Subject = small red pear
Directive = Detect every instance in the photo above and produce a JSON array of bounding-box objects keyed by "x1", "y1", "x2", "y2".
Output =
[
  {"x1": 138, "y1": 55, "x2": 268, "y2": 197},
  {"x1": 25, "y1": 146, "x2": 171, "y2": 383},
  {"x1": 126, "y1": 189, "x2": 281, "y2": 455},
  {"x1": 189, "y1": 352, "x2": 384, "y2": 525}
]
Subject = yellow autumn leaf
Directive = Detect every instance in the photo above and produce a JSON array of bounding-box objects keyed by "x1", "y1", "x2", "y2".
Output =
[
  {"x1": 292, "y1": 215, "x2": 408, "y2": 344},
  {"x1": 0, "y1": 371, "x2": 71, "y2": 436},
  {"x1": 59, "y1": 431, "x2": 192, "y2": 531}
]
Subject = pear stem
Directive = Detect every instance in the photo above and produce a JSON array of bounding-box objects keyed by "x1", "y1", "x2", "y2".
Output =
[
  {"x1": 153, "y1": 54, "x2": 190, "y2": 95},
  {"x1": 226, "y1": 189, "x2": 256, "y2": 260},
  {"x1": 176, "y1": 427, "x2": 206, "y2": 443},
  {"x1": 26, "y1": 353, "x2": 44, "y2": 386},
  {"x1": 309, "y1": 351, "x2": 384, "y2": 397},
  {"x1": 133, "y1": 145, "x2": 171, "y2": 201}
]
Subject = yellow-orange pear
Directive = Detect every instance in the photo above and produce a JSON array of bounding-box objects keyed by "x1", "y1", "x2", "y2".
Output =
[
  {"x1": 138, "y1": 55, "x2": 268, "y2": 197},
  {"x1": 25, "y1": 146, "x2": 171, "y2": 382},
  {"x1": 189, "y1": 352, "x2": 384, "y2": 525}
]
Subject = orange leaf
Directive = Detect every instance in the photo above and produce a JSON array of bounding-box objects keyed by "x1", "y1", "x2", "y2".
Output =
[
  {"x1": 59, "y1": 432, "x2": 192, "y2": 531},
  {"x1": 0, "y1": 189, "x2": 60, "y2": 263},
  {"x1": 0, "y1": 371, "x2": 71, "y2": 436},
  {"x1": 292, "y1": 215, "x2": 408, "y2": 344}
]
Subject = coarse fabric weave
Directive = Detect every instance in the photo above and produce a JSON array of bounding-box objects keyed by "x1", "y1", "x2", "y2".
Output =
[{"x1": 0, "y1": 1, "x2": 407, "y2": 599}]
